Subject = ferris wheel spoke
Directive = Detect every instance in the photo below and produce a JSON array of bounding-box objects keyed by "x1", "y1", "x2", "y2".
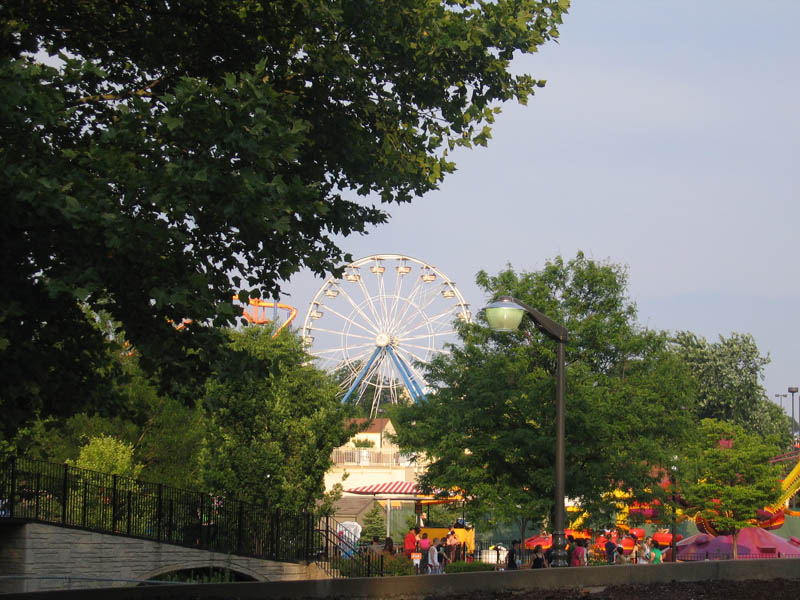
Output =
[
  {"x1": 395, "y1": 344, "x2": 429, "y2": 367},
  {"x1": 397, "y1": 309, "x2": 458, "y2": 339},
  {"x1": 319, "y1": 300, "x2": 379, "y2": 337},
  {"x1": 307, "y1": 326, "x2": 375, "y2": 342},
  {"x1": 312, "y1": 342, "x2": 376, "y2": 357},
  {"x1": 400, "y1": 330, "x2": 458, "y2": 342},
  {"x1": 391, "y1": 274, "x2": 426, "y2": 329},
  {"x1": 354, "y1": 275, "x2": 383, "y2": 331},
  {"x1": 402, "y1": 342, "x2": 450, "y2": 354},
  {"x1": 375, "y1": 267, "x2": 390, "y2": 328},
  {"x1": 388, "y1": 266, "x2": 404, "y2": 324},
  {"x1": 332, "y1": 284, "x2": 382, "y2": 332},
  {"x1": 409, "y1": 284, "x2": 443, "y2": 317}
]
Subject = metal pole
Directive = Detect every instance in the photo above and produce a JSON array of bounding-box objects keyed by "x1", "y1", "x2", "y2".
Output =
[
  {"x1": 485, "y1": 297, "x2": 569, "y2": 567},
  {"x1": 386, "y1": 498, "x2": 392, "y2": 539},
  {"x1": 551, "y1": 339, "x2": 568, "y2": 567},
  {"x1": 789, "y1": 387, "x2": 798, "y2": 441}
]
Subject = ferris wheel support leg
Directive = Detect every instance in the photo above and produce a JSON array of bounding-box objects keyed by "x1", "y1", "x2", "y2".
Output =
[
  {"x1": 386, "y1": 346, "x2": 427, "y2": 403},
  {"x1": 341, "y1": 346, "x2": 383, "y2": 405}
]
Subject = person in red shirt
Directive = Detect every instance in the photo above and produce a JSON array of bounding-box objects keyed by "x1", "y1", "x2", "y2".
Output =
[{"x1": 404, "y1": 526, "x2": 420, "y2": 557}]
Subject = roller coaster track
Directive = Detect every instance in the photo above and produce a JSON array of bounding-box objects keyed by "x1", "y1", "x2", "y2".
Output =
[{"x1": 775, "y1": 454, "x2": 800, "y2": 513}]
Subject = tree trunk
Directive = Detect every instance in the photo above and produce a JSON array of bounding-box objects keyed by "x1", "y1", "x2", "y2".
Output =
[
  {"x1": 732, "y1": 528, "x2": 739, "y2": 560},
  {"x1": 518, "y1": 517, "x2": 530, "y2": 544}
]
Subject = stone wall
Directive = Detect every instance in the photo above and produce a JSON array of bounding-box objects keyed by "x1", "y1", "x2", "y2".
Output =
[{"x1": 0, "y1": 522, "x2": 322, "y2": 594}]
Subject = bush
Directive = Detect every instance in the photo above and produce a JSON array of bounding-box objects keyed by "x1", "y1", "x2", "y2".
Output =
[
  {"x1": 382, "y1": 553, "x2": 415, "y2": 576},
  {"x1": 446, "y1": 561, "x2": 496, "y2": 573}
]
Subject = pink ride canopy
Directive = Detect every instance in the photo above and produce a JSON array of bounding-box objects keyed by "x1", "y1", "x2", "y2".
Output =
[{"x1": 677, "y1": 527, "x2": 800, "y2": 560}]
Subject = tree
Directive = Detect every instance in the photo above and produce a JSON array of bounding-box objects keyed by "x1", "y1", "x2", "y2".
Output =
[
  {"x1": 390, "y1": 253, "x2": 698, "y2": 539},
  {"x1": 67, "y1": 434, "x2": 144, "y2": 479},
  {"x1": 672, "y1": 332, "x2": 791, "y2": 443},
  {"x1": 6, "y1": 325, "x2": 207, "y2": 489},
  {"x1": 680, "y1": 419, "x2": 783, "y2": 559},
  {"x1": 199, "y1": 325, "x2": 356, "y2": 511},
  {"x1": 360, "y1": 502, "x2": 387, "y2": 543},
  {"x1": 1, "y1": 1, "x2": 569, "y2": 425}
]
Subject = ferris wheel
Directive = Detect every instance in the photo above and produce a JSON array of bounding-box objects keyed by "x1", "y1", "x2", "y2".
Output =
[{"x1": 301, "y1": 254, "x2": 471, "y2": 417}]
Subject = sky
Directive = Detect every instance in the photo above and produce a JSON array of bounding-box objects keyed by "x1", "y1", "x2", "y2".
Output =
[{"x1": 282, "y1": 1, "x2": 800, "y2": 416}]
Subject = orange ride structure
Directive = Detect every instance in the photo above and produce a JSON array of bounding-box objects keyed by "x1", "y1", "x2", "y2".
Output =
[{"x1": 232, "y1": 295, "x2": 297, "y2": 336}]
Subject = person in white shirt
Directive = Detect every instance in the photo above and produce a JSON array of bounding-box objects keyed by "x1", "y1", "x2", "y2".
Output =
[{"x1": 428, "y1": 537, "x2": 441, "y2": 574}]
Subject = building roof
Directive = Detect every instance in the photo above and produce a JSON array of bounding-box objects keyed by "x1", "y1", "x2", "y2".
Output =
[
  {"x1": 331, "y1": 496, "x2": 375, "y2": 519},
  {"x1": 350, "y1": 418, "x2": 393, "y2": 434}
]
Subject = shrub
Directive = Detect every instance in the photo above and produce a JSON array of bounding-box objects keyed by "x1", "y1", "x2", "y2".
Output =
[
  {"x1": 446, "y1": 561, "x2": 496, "y2": 573},
  {"x1": 383, "y1": 553, "x2": 415, "y2": 576}
]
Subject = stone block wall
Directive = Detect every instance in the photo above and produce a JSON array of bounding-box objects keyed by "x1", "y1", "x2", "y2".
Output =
[{"x1": 0, "y1": 522, "x2": 320, "y2": 594}]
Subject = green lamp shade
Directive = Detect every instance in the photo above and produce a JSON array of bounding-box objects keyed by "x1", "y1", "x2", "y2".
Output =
[{"x1": 485, "y1": 302, "x2": 525, "y2": 332}]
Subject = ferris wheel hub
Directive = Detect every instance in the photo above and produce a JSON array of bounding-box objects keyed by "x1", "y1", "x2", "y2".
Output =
[{"x1": 375, "y1": 332, "x2": 392, "y2": 348}]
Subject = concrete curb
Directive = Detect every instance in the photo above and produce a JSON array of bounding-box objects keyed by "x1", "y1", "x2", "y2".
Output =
[{"x1": 4, "y1": 559, "x2": 800, "y2": 600}]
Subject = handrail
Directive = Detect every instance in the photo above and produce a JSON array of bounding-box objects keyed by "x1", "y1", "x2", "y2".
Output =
[{"x1": 313, "y1": 515, "x2": 384, "y2": 578}]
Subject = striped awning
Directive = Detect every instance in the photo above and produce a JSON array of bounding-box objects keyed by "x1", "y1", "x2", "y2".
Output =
[{"x1": 344, "y1": 481, "x2": 421, "y2": 495}]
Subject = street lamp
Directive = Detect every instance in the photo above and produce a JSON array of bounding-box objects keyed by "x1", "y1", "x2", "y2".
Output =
[
  {"x1": 789, "y1": 387, "x2": 799, "y2": 441},
  {"x1": 484, "y1": 296, "x2": 568, "y2": 567}
]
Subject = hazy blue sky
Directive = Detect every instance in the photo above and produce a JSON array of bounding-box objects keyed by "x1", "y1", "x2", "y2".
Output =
[{"x1": 284, "y1": 2, "x2": 799, "y2": 416}]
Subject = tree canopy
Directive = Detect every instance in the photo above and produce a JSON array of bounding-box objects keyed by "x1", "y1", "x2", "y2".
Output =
[
  {"x1": 679, "y1": 419, "x2": 783, "y2": 559},
  {"x1": 1, "y1": 1, "x2": 569, "y2": 425},
  {"x1": 198, "y1": 325, "x2": 356, "y2": 511},
  {"x1": 671, "y1": 331, "x2": 790, "y2": 443},
  {"x1": 390, "y1": 253, "x2": 698, "y2": 536}
]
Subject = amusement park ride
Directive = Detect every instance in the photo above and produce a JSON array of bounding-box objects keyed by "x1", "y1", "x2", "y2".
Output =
[
  {"x1": 238, "y1": 254, "x2": 470, "y2": 418},
  {"x1": 300, "y1": 254, "x2": 470, "y2": 418},
  {"x1": 524, "y1": 449, "x2": 800, "y2": 557},
  {"x1": 136, "y1": 255, "x2": 466, "y2": 418}
]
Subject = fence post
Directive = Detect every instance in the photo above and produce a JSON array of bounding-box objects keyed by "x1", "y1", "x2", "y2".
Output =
[
  {"x1": 237, "y1": 502, "x2": 244, "y2": 554},
  {"x1": 82, "y1": 481, "x2": 88, "y2": 528},
  {"x1": 305, "y1": 512, "x2": 313, "y2": 562},
  {"x1": 168, "y1": 498, "x2": 174, "y2": 542},
  {"x1": 199, "y1": 493, "x2": 205, "y2": 548},
  {"x1": 9, "y1": 457, "x2": 17, "y2": 518},
  {"x1": 61, "y1": 463, "x2": 69, "y2": 524},
  {"x1": 156, "y1": 483, "x2": 163, "y2": 541},
  {"x1": 112, "y1": 474, "x2": 118, "y2": 532},
  {"x1": 35, "y1": 471, "x2": 41, "y2": 520},
  {"x1": 126, "y1": 489, "x2": 132, "y2": 535}
]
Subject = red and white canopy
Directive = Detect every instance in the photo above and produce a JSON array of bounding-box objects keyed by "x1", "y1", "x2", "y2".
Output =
[{"x1": 344, "y1": 481, "x2": 421, "y2": 495}]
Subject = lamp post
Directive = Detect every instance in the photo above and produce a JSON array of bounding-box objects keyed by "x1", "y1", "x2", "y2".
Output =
[
  {"x1": 484, "y1": 296, "x2": 568, "y2": 568},
  {"x1": 789, "y1": 387, "x2": 799, "y2": 441}
]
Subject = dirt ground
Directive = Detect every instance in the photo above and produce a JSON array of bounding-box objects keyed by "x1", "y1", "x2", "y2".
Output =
[{"x1": 419, "y1": 578, "x2": 799, "y2": 600}]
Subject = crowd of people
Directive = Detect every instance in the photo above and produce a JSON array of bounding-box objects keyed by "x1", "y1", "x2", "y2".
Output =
[
  {"x1": 367, "y1": 523, "x2": 468, "y2": 574},
  {"x1": 604, "y1": 533, "x2": 664, "y2": 565},
  {"x1": 367, "y1": 526, "x2": 668, "y2": 572}
]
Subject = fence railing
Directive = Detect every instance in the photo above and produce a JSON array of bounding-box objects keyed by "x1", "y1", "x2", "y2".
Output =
[
  {"x1": 329, "y1": 448, "x2": 415, "y2": 467},
  {"x1": 678, "y1": 551, "x2": 800, "y2": 561},
  {"x1": 0, "y1": 457, "x2": 315, "y2": 564}
]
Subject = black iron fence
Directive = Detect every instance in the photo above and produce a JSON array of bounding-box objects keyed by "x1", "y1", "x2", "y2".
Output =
[
  {"x1": 678, "y1": 551, "x2": 800, "y2": 561},
  {"x1": 0, "y1": 457, "x2": 315, "y2": 564},
  {"x1": 313, "y1": 515, "x2": 386, "y2": 578}
]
